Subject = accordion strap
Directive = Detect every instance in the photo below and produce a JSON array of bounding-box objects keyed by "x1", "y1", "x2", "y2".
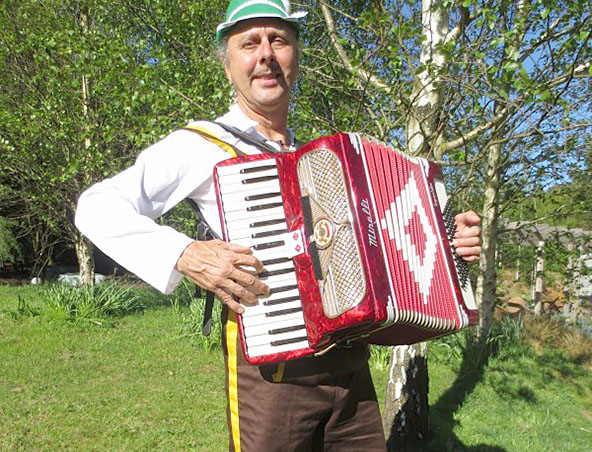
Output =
[
  {"x1": 182, "y1": 124, "x2": 242, "y2": 336},
  {"x1": 181, "y1": 125, "x2": 245, "y2": 157},
  {"x1": 181, "y1": 123, "x2": 276, "y2": 336}
]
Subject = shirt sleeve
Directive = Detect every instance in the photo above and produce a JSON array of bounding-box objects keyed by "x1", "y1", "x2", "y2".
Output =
[{"x1": 75, "y1": 128, "x2": 227, "y2": 294}]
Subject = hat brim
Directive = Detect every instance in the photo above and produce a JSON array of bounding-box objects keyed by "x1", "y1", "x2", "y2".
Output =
[{"x1": 216, "y1": 11, "x2": 307, "y2": 43}]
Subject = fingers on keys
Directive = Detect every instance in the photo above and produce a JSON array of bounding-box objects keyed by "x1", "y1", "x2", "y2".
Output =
[{"x1": 177, "y1": 240, "x2": 269, "y2": 314}]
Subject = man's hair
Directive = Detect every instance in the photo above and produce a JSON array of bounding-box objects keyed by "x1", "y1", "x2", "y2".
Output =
[{"x1": 217, "y1": 34, "x2": 231, "y2": 64}]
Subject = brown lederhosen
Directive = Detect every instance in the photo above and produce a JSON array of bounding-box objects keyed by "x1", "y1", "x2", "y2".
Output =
[{"x1": 222, "y1": 308, "x2": 386, "y2": 452}]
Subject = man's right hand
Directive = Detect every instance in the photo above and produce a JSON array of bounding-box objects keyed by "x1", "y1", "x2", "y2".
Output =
[{"x1": 175, "y1": 240, "x2": 269, "y2": 314}]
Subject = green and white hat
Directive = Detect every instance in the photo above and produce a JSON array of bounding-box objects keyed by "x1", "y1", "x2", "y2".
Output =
[{"x1": 216, "y1": 0, "x2": 307, "y2": 43}]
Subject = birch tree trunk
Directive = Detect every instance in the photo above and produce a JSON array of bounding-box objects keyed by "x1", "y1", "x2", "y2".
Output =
[
  {"x1": 476, "y1": 137, "x2": 502, "y2": 335},
  {"x1": 383, "y1": 343, "x2": 429, "y2": 449},
  {"x1": 75, "y1": 232, "x2": 95, "y2": 286},
  {"x1": 76, "y1": 7, "x2": 95, "y2": 286},
  {"x1": 474, "y1": 0, "x2": 529, "y2": 336},
  {"x1": 383, "y1": 1, "x2": 449, "y2": 446}
]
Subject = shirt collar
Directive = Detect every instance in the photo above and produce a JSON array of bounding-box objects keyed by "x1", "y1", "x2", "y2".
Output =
[{"x1": 216, "y1": 103, "x2": 296, "y2": 150}]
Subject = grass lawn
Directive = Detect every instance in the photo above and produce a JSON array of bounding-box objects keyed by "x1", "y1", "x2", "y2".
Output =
[{"x1": 1, "y1": 284, "x2": 590, "y2": 451}]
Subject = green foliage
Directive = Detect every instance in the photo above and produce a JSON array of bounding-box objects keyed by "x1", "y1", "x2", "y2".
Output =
[
  {"x1": 369, "y1": 345, "x2": 391, "y2": 371},
  {"x1": 1, "y1": 295, "x2": 40, "y2": 321},
  {"x1": 0, "y1": 0, "x2": 229, "y2": 271},
  {"x1": 170, "y1": 280, "x2": 223, "y2": 352},
  {"x1": 0, "y1": 216, "x2": 20, "y2": 265},
  {"x1": 44, "y1": 282, "x2": 145, "y2": 325}
]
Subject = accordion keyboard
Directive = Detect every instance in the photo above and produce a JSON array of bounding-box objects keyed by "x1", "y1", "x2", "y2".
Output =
[{"x1": 217, "y1": 160, "x2": 310, "y2": 358}]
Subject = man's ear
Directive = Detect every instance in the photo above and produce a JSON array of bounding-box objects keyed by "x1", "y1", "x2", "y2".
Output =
[{"x1": 223, "y1": 61, "x2": 232, "y2": 85}]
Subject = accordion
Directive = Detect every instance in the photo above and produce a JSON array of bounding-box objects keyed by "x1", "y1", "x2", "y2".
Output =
[{"x1": 214, "y1": 133, "x2": 478, "y2": 365}]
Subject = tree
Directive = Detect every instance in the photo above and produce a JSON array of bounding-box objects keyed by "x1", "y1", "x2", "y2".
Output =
[
  {"x1": 0, "y1": 0, "x2": 229, "y2": 281},
  {"x1": 297, "y1": 0, "x2": 591, "y2": 446}
]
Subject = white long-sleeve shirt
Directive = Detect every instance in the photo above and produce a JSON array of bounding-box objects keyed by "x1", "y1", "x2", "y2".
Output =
[{"x1": 75, "y1": 104, "x2": 295, "y2": 294}]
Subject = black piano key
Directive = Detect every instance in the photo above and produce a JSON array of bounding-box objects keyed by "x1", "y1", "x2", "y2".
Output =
[
  {"x1": 269, "y1": 324, "x2": 306, "y2": 335},
  {"x1": 253, "y1": 240, "x2": 285, "y2": 250},
  {"x1": 246, "y1": 202, "x2": 284, "y2": 212},
  {"x1": 270, "y1": 336, "x2": 308, "y2": 346},
  {"x1": 265, "y1": 307, "x2": 302, "y2": 317},
  {"x1": 262, "y1": 257, "x2": 291, "y2": 266},
  {"x1": 259, "y1": 268, "x2": 295, "y2": 278},
  {"x1": 245, "y1": 192, "x2": 281, "y2": 201},
  {"x1": 269, "y1": 284, "x2": 299, "y2": 295},
  {"x1": 240, "y1": 164, "x2": 277, "y2": 174},
  {"x1": 250, "y1": 218, "x2": 285, "y2": 228},
  {"x1": 252, "y1": 229, "x2": 289, "y2": 239},
  {"x1": 242, "y1": 175, "x2": 279, "y2": 184},
  {"x1": 263, "y1": 295, "x2": 300, "y2": 306}
]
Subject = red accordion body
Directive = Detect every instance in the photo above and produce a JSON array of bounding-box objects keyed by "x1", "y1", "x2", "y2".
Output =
[{"x1": 214, "y1": 133, "x2": 478, "y2": 364}]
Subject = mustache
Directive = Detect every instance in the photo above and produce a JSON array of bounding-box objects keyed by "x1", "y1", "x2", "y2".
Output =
[{"x1": 251, "y1": 71, "x2": 279, "y2": 78}]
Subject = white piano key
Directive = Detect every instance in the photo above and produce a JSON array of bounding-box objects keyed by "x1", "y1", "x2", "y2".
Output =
[
  {"x1": 224, "y1": 206, "x2": 286, "y2": 222},
  {"x1": 218, "y1": 167, "x2": 278, "y2": 183},
  {"x1": 221, "y1": 186, "x2": 283, "y2": 204},
  {"x1": 260, "y1": 288, "x2": 300, "y2": 303},
  {"x1": 264, "y1": 275, "x2": 299, "y2": 290},
  {"x1": 261, "y1": 260, "x2": 295, "y2": 273},
  {"x1": 222, "y1": 195, "x2": 283, "y2": 213},
  {"x1": 219, "y1": 178, "x2": 280, "y2": 195},
  {"x1": 216, "y1": 159, "x2": 277, "y2": 176},
  {"x1": 259, "y1": 273, "x2": 298, "y2": 287},
  {"x1": 252, "y1": 248, "x2": 291, "y2": 263},
  {"x1": 246, "y1": 339, "x2": 310, "y2": 358},
  {"x1": 243, "y1": 315, "x2": 306, "y2": 337},
  {"x1": 227, "y1": 222, "x2": 289, "y2": 240},
  {"x1": 246, "y1": 328, "x2": 308, "y2": 347},
  {"x1": 241, "y1": 309, "x2": 303, "y2": 327},
  {"x1": 241, "y1": 300, "x2": 302, "y2": 318},
  {"x1": 231, "y1": 235, "x2": 287, "y2": 250},
  {"x1": 225, "y1": 217, "x2": 286, "y2": 234}
]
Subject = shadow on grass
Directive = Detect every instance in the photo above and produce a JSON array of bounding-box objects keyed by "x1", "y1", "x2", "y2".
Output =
[{"x1": 424, "y1": 336, "x2": 507, "y2": 452}]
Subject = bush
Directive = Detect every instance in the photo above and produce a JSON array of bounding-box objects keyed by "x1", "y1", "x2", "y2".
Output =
[
  {"x1": 0, "y1": 216, "x2": 20, "y2": 265},
  {"x1": 44, "y1": 283, "x2": 145, "y2": 325}
]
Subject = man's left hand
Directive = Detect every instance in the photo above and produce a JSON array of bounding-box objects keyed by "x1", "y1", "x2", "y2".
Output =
[{"x1": 452, "y1": 210, "x2": 482, "y2": 263}]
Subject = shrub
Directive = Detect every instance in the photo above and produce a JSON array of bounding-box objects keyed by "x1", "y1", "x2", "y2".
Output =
[
  {"x1": 44, "y1": 283, "x2": 144, "y2": 325},
  {"x1": 0, "y1": 216, "x2": 21, "y2": 265}
]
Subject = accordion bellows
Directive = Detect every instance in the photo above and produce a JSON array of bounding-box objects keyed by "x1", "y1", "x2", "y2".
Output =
[{"x1": 214, "y1": 133, "x2": 478, "y2": 364}]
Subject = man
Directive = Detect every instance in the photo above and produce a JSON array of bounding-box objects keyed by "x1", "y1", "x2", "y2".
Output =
[{"x1": 75, "y1": 1, "x2": 482, "y2": 450}]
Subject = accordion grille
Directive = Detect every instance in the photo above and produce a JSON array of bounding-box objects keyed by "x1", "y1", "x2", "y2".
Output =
[
  {"x1": 298, "y1": 148, "x2": 349, "y2": 223},
  {"x1": 320, "y1": 226, "x2": 366, "y2": 317},
  {"x1": 297, "y1": 148, "x2": 366, "y2": 318}
]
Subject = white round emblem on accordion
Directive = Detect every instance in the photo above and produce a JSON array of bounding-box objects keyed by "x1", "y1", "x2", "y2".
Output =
[{"x1": 313, "y1": 218, "x2": 334, "y2": 249}]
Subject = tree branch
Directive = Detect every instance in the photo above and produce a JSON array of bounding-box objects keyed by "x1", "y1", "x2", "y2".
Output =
[{"x1": 319, "y1": 2, "x2": 393, "y2": 93}]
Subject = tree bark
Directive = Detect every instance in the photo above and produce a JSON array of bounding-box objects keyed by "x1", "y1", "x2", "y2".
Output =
[
  {"x1": 75, "y1": 7, "x2": 94, "y2": 287},
  {"x1": 476, "y1": 138, "x2": 503, "y2": 336},
  {"x1": 533, "y1": 240, "x2": 545, "y2": 314},
  {"x1": 383, "y1": 343, "x2": 429, "y2": 451},
  {"x1": 74, "y1": 232, "x2": 94, "y2": 286}
]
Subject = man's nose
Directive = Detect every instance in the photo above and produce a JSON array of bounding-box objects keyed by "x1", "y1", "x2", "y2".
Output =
[{"x1": 258, "y1": 38, "x2": 275, "y2": 63}]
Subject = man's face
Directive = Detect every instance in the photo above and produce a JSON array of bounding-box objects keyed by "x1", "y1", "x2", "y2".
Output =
[{"x1": 223, "y1": 18, "x2": 299, "y2": 114}]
